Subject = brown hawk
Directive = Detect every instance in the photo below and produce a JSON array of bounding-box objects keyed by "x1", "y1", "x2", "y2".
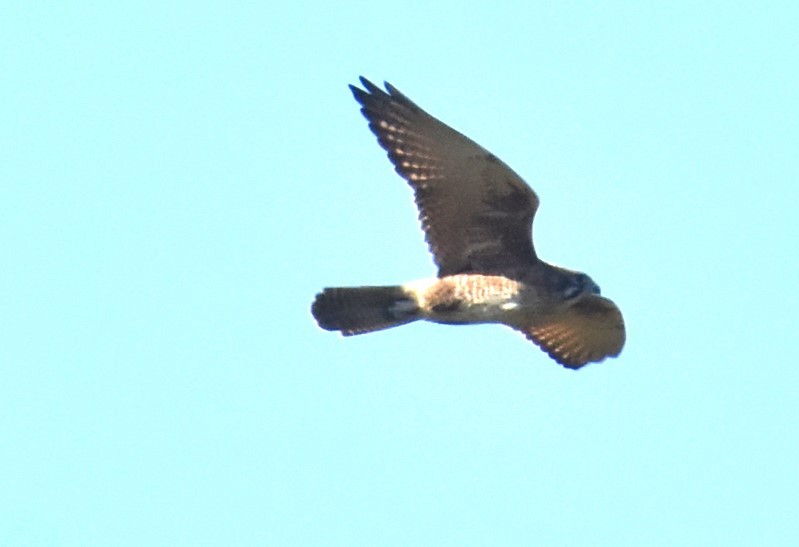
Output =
[{"x1": 311, "y1": 77, "x2": 625, "y2": 369}]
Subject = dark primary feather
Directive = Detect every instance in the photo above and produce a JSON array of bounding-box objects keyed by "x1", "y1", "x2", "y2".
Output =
[{"x1": 350, "y1": 77, "x2": 541, "y2": 277}]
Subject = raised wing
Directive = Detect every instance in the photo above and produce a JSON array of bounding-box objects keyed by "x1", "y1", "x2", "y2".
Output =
[
  {"x1": 515, "y1": 295, "x2": 626, "y2": 369},
  {"x1": 350, "y1": 77, "x2": 540, "y2": 277}
]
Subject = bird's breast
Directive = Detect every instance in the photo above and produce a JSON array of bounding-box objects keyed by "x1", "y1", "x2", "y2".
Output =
[{"x1": 405, "y1": 274, "x2": 535, "y2": 324}]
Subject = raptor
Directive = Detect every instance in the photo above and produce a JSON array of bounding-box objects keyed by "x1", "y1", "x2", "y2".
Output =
[{"x1": 311, "y1": 77, "x2": 625, "y2": 369}]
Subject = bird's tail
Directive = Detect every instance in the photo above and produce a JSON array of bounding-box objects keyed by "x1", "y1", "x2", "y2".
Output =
[{"x1": 311, "y1": 285, "x2": 420, "y2": 336}]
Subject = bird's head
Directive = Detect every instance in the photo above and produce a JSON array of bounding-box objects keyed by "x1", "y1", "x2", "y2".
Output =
[{"x1": 551, "y1": 268, "x2": 601, "y2": 300}]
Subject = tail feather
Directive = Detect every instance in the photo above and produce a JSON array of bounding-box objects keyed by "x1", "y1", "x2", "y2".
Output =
[{"x1": 311, "y1": 285, "x2": 419, "y2": 335}]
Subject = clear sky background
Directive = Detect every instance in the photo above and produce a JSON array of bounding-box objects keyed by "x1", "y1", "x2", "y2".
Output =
[{"x1": 2, "y1": 1, "x2": 798, "y2": 545}]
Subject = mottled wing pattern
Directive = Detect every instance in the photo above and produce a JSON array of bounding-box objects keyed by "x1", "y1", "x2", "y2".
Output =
[
  {"x1": 514, "y1": 295, "x2": 626, "y2": 369},
  {"x1": 350, "y1": 77, "x2": 540, "y2": 277}
]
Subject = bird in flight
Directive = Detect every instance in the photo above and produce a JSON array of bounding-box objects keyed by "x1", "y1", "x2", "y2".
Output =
[{"x1": 311, "y1": 77, "x2": 625, "y2": 369}]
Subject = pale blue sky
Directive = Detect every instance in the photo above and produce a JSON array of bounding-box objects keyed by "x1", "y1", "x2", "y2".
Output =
[{"x1": 2, "y1": 1, "x2": 798, "y2": 545}]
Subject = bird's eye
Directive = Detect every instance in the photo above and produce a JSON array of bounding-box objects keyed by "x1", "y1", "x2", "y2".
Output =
[
  {"x1": 563, "y1": 285, "x2": 581, "y2": 299},
  {"x1": 561, "y1": 275, "x2": 585, "y2": 300},
  {"x1": 558, "y1": 273, "x2": 597, "y2": 300}
]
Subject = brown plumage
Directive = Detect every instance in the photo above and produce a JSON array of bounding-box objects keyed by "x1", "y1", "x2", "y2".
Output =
[{"x1": 311, "y1": 77, "x2": 625, "y2": 369}]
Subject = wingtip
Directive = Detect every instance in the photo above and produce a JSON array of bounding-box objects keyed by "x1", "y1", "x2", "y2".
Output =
[
  {"x1": 352, "y1": 76, "x2": 402, "y2": 98},
  {"x1": 350, "y1": 76, "x2": 381, "y2": 106},
  {"x1": 348, "y1": 82, "x2": 364, "y2": 101},
  {"x1": 355, "y1": 76, "x2": 381, "y2": 94},
  {"x1": 548, "y1": 348, "x2": 586, "y2": 370},
  {"x1": 383, "y1": 81, "x2": 400, "y2": 96}
]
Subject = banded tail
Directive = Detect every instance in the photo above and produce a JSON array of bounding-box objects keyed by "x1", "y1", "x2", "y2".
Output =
[{"x1": 311, "y1": 285, "x2": 420, "y2": 336}]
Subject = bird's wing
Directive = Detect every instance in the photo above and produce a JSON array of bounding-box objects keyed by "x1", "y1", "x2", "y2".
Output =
[
  {"x1": 513, "y1": 294, "x2": 626, "y2": 369},
  {"x1": 351, "y1": 77, "x2": 540, "y2": 277}
]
